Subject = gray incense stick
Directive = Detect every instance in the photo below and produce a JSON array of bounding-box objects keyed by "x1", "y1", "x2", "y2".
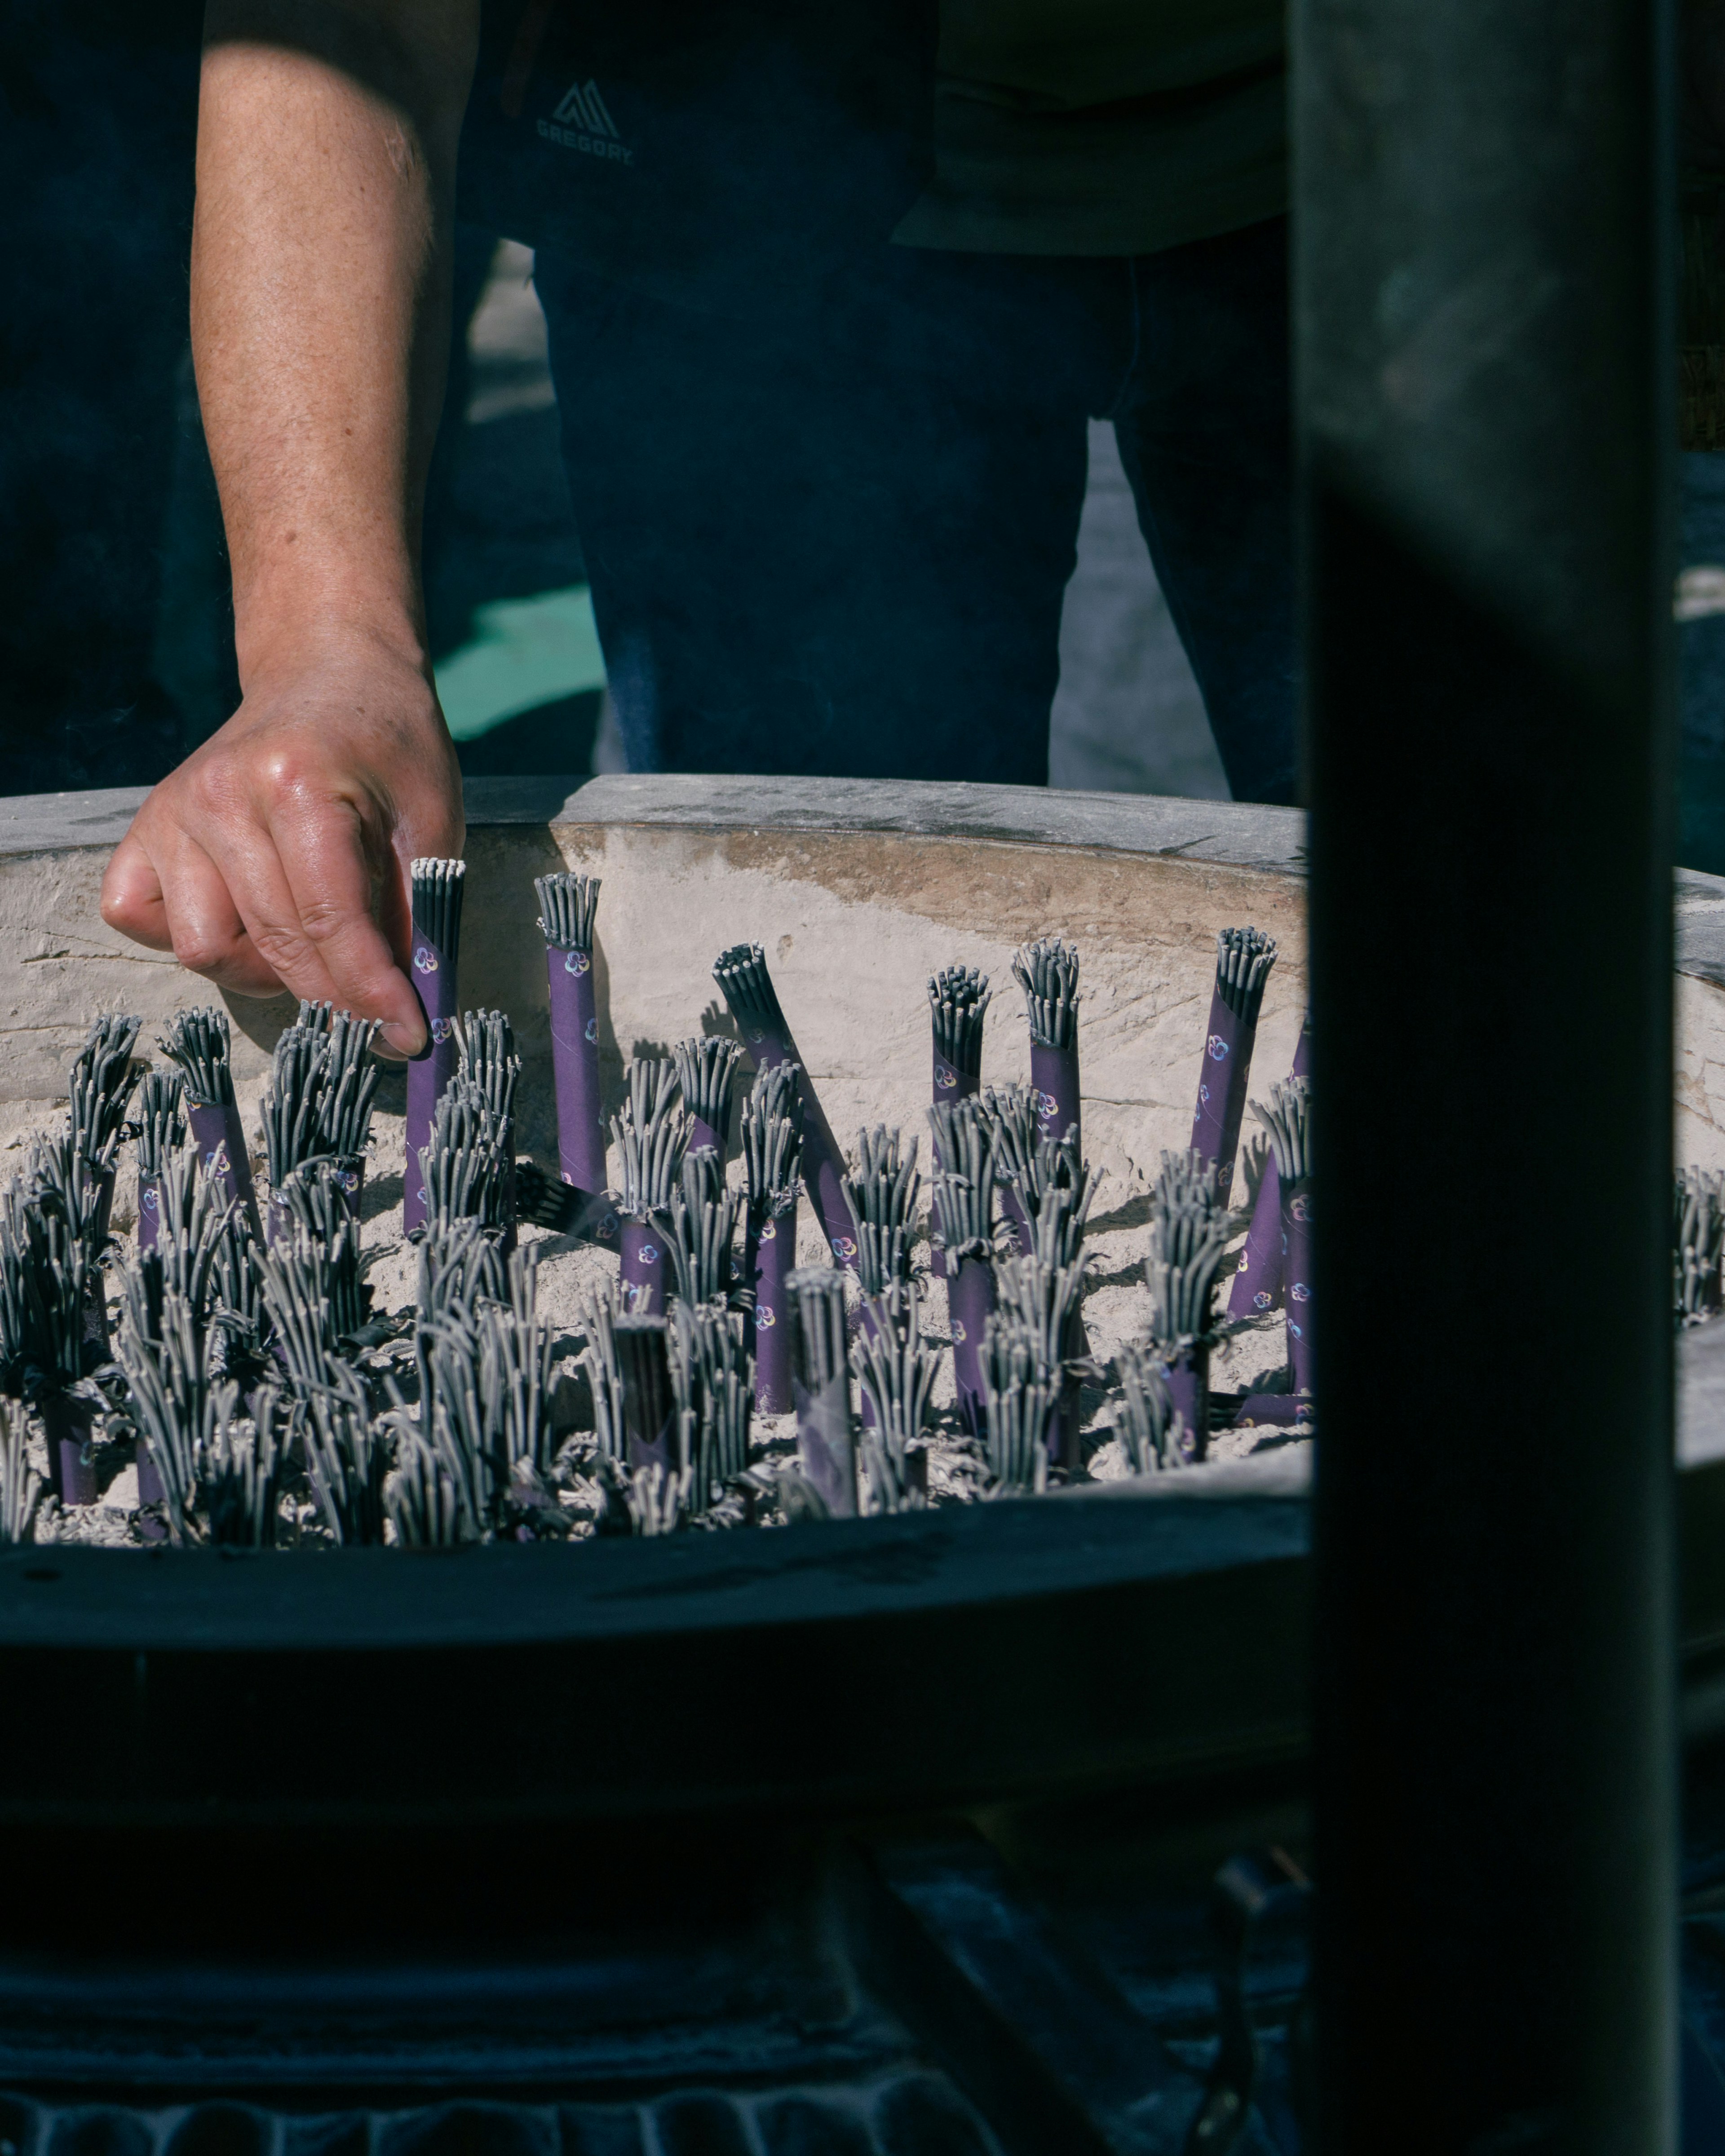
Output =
[
  {"x1": 385, "y1": 1432, "x2": 473, "y2": 1547},
  {"x1": 262, "y1": 1020, "x2": 329, "y2": 1232},
  {"x1": 668, "y1": 1177, "x2": 745, "y2": 1311},
  {"x1": 68, "y1": 1012, "x2": 142, "y2": 1162},
  {"x1": 580, "y1": 1280, "x2": 627, "y2": 1461},
  {"x1": 980, "y1": 1308, "x2": 1053, "y2": 1496},
  {"x1": 929, "y1": 1098, "x2": 997, "y2": 1436},
  {"x1": 133, "y1": 1071, "x2": 185, "y2": 1253},
  {"x1": 416, "y1": 1212, "x2": 506, "y2": 1324},
  {"x1": 1012, "y1": 937, "x2": 1083, "y2": 1167},
  {"x1": 624, "y1": 1460, "x2": 693, "y2": 1536},
  {"x1": 853, "y1": 1285, "x2": 936, "y2": 1514},
  {"x1": 739, "y1": 1061, "x2": 803, "y2": 1414},
  {"x1": 261, "y1": 1220, "x2": 367, "y2": 1396},
  {"x1": 673, "y1": 1035, "x2": 744, "y2": 1162},
  {"x1": 1251, "y1": 1076, "x2": 1314, "y2": 1400},
  {"x1": 416, "y1": 1079, "x2": 512, "y2": 1237},
  {"x1": 976, "y1": 1082, "x2": 1056, "y2": 1256},
  {"x1": 1677, "y1": 1166, "x2": 1725, "y2": 1321},
  {"x1": 456, "y1": 1009, "x2": 521, "y2": 1234},
  {"x1": 787, "y1": 1264, "x2": 856, "y2": 1516},
  {"x1": 115, "y1": 1283, "x2": 221, "y2": 1542},
  {"x1": 929, "y1": 965, "x2": 990, "y2": 1146},
  {"x1": 0, "y1": 1399, "x2": 43, "y2": 1545},
  {"x1": 843, "y1": 1126, "x2": 920, "y2": 1291},
  {"x1": 612, "y1": 1058, "x2": 690, "y2": 1316},
  {"x1": 670, "y1": 1300, "x2": 755, "y2": 1504},
  {"x1": 713, "y1": 942, "x2": 855, "y2": 1267},
  {"x1": 1115, "y1": 1340, "x2": 1183, "y2": 1473},
  {"x1": 536, "y1": 870, "x2": 610, "y2": 1226},
  {"x1": 305, "y1": 1372, "x2": 390, "y2": 1546},
  {"x1": 1144, "y1": 1161, "x2": 1232, "y2": 1460},
  {"x1": 202, "y1": 1390, "x2": 281, "y2": 1547},
  {"x1": 158, "y1": 1007, "x2": 261, "y2": 1241},
  {"x1": 315, "y1": 1010, "x2": 381, "y2": 1211}
]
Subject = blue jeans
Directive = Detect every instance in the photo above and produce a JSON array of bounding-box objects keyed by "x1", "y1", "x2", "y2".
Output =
[{"x1": 534, "y1": 216, "x2": 1296, "y2": 801}]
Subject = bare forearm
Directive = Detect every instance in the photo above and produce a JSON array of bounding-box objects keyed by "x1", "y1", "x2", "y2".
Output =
[{"x1": 194, "y1": 0, "x2": 478, "y2": 676}]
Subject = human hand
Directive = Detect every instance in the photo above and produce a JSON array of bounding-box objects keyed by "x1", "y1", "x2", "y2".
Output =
[{"x1": 101, "y1": 631, "x2": 464, "y2": 1056}]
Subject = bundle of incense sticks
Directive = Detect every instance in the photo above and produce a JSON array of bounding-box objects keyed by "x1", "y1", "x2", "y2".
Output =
[
  {"x1": 385, "y1": 1431, "x2": 470, "y2": 1548},
  {"x1": 415, "y1": 1213, "x2": 505, "y2": 1325},
  {"x1": 1011, "y1": 938, "x2": 1083, "y2": 1166},
  {"x1": 68, "y1": 1013, "x2": 140, "y2": 1256},
  {"x1": 1189, "y1": 926, "x2": 1277, "y2": 1205},
  {"x1": 202, "y1": 1393, "x2": 281, "y2": 1547},
  {"x1": 853, "y1": 1285, "x2": 935, "y2": 1512},
  {"x1": 1144, "y1": 1153, "x2": 1231, "y2": 1458},
  {"x1": 0, "y1": 1400, "x2": 43, "y2": 1546},
  {"x1": 132, "y1": 1071, "x2": 184, "y2": 1255},
  {"x1": 610, "y1": 1059, "x2": 690, "y2": 1316},
  {"x1": 7, "y1": 1177, "x2": 101, "y2": 1505},
  {"x1": 929, "y1": 966, "x2": 990, "y2": 1160},
  {"x1": 614, "y1": 1312, "x2": 679, "y2": 1475},
  {"x1": 456, "y1": 1010, "x2": 522, "y2": 1241},
  {"x1": 158, "y1": 1008, "x2": 261, "y2": 1241},
  {"x1": 993, "y1": 1252, "x2": 1086, "y2": 1475},
  {"x1": 1239, "y1": 1077, "x2": 1314, "y2": 1419},
  {"x1": 535, "y1": 871, "x2": 608, "y2": 1220},
  {"x1": 842, "y1": 1124, "x2": 919, "y2": 1294},
  {"x1": 787, "y1": 1266, "x2": 856, "y2": 1516},
  {"x1": 975, "y1": 1082, "x2": 1044, "y2": 1255},
  {"x1": 1115, "y1": 1339, "x2": 1183, "y2": 1473},
  {"x1": 673, "y1": 1035, "x2": 744, "y2": 1162},
  {"x1": 929, "y1": 1099, "x2": 996, "y2": 1435},
  {"x1": 713, "y1": 943, "x2": 854, "y2": 1268},
  {"x1": 980, "y1": 1309, "x2": 1053, "y2": 1495},
  {"x1": 34, "y1": 1121, "x2": 123, "y2": 1354},
  {"x1": 740, "y1": 1062, "x2": 802, "y2": 1413},
  {"x1": 1020, "y1": 1149, "x2": 1098, "y2": 1466},
  {"x1": 416, "y1": 1084, "x2": 511, "y2": 1239},
  {"x1": 1229, "y1": 1011, "x2": 1310, "y2": 1317},
  {"x1": 668, "y1": 1149, "x2": 744, "y2": 1310},
  {"x1": 670, "y1": 1302, "x2": 754, "y2": 1505},
  {"x1": 316, "y1": 1010, "x2": 381, "y2": 1217},
  {"x1": 1677, "y1": 1166, "x2": 1725, "y2": 1321},
  {"x1": 262, "y1": 1019, "x2": 328, "y2": 1242},
  {"x1": 404, "y1": 858, "x2": 466, "y2": 1233},
  {"x1": 579, "y1": 1281, "x2": 627, "y2": 1461},
  {"x1": 114, "y1": 1283, "x2": 226, "y2": 1542},
  {"x1": 305, "y1": 1376, "x2": 390, "y2": 1546}
]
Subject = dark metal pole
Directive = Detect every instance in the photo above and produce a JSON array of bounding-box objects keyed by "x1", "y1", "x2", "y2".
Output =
[{"x1": 1297, "y1": 0, "x2": 1678, "y2": 2145}]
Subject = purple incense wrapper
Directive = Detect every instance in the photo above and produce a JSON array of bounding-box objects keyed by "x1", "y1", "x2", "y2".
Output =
[
  {"x1": 715, "y1": 945, "x2": 855, "y2": 1270},
  {"x1": 187, "y1": 1100, "x2": 259, "y2": 1241},
  {"x1": 1232, "y1": 1392, "x2": 1312, "y2": 1429},
  {"x1": 43, "y1": 1391, "x2": 98, "y2": 1508},
  {"x1": 1160, "y1": 1342, "x2": 1210, "y2": 1464},
  {"x1": 1228, "y1": 1013, "x2": 1311, "y2": 1318},
  {"x1": 1282, "y1": 1175, "x2": 1314, "y2": 1398},
  {"x1": 1030, "y1": 1042, "x2": 1081, "y2": 1168},
  {"x1": 1188, "y1": 926, "x2": 1277, "y2": 1203},
  {"x1": 547, "y1": 944, "x2": 606, "y2": 1199},
  {"x1": 745, "y1": 1200, "x2": 797, "y2": 1413},
  {"x1": 137, "y1": 1173, "x2": 161, "y2": 1252},
  {"x1": 404, "y1": 932, "x2": 460, "y2": 1235},
  {"x1": 947, "y1": 1251, "x2": 995, "y2": 1435},
  {"x1": 619, "y1": 1215, "x2": 670, "y2": 1317}
]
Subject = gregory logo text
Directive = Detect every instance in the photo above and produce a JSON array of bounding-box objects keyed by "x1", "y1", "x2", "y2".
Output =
[{"x1": 539, "y1": 79, "x2": 633, "y2": 165}]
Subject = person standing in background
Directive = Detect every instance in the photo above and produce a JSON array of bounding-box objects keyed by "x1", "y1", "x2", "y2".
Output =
[{"x1": 102, "y1": 0, "x2": 1296, "y2": 1045}]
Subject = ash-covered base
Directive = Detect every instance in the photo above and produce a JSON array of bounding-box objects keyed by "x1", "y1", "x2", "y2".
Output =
[{"x1": 31, "y1": 1106, "x2": 1309, "y2": 1549}]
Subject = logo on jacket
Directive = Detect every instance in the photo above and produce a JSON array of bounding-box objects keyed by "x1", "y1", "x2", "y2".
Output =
[{"x1": 540, "y1": 79, "x2": 633, "y2": 166}]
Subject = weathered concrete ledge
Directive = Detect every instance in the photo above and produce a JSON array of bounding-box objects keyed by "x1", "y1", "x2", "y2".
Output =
[{"x1": 3, "y1": 773, "x2": 1724, "y2": 1188}]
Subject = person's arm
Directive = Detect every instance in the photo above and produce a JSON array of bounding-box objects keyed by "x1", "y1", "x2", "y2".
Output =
[{"x1": 100, "y1": 0, "x2": 480, "y2": 1054}]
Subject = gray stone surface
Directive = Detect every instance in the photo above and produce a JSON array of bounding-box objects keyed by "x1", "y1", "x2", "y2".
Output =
[{"x1": 556, "y1": 773, "x2": 1306, "y2": 877}]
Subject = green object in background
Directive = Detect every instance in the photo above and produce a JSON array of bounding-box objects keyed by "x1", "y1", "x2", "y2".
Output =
[{"x1": 433, "y1": 585, "x2": 607, "y2": 740}]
